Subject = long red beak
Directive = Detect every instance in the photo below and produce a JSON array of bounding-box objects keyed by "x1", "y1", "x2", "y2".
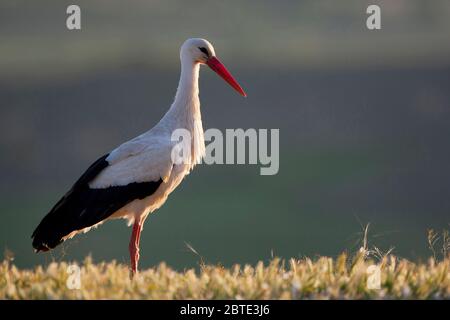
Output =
[{"x1": 206, "y1": 56, "x2": 247, "y2": 97}]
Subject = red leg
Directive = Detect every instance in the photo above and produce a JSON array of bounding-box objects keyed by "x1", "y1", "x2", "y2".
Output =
[{"x1": 129, "y1": 218, "x2": 143, "y2": 276}]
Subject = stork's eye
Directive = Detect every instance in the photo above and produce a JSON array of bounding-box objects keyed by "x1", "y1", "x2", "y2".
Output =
[{"x1": 198, "y1": 47, "x2": 209, "y2": 56}]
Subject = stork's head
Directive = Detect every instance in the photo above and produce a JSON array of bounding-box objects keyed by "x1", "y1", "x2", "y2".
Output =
[{"x1": 181, "y1": 38, "x2": 246, "y2": 97}]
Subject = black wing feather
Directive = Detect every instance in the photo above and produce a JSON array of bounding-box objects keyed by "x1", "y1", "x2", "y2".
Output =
[{"x1": 32, "y1": 153, "x2": 162, "y2": 251}]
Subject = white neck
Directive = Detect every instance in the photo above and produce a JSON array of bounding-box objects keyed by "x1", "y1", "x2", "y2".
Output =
[
  {"x1": 162, "y1": 57, "x2": 200, "y2": 124},
  {"x1": 175, "y1": 58, "x2": 200, "y2": 107},
  {"x1": 160, "y1": 57, "x2": 205, "y2": 167}
]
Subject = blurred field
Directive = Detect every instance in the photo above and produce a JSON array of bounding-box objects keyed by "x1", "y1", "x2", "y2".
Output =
[
  {"x1": 2, "y1": 66, "x2": 450, "y2": 271},
  {"x1": 1, "y1": 251, "x2": 449, "y2": 299},
  {"x1": 2, "y1": 0, "x2": 450, "y2": 77},
  {"x1": 1, "y1": 0, "x2": 450, "y2": 271}
]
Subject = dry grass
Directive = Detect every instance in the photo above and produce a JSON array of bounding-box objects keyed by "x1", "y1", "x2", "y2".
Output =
[
  {"x1": 2, "y1": 228, "x2": 449, "y2": 299},
  {"x1": 0, "y1": 251, "x2": 449, "y2": 299}
]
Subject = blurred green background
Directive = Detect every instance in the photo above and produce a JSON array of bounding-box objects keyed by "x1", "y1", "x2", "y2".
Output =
[{"x1": 1, "y1": 0, "x2": 449, "y2": 269}]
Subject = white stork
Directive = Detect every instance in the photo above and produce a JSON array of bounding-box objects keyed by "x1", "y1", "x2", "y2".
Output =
[{"x1": 32, "y1": 38, "x2": 246, "y2": 274}]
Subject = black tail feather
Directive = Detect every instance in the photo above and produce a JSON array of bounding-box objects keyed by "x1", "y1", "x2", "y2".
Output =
[{"x1": 31, "y1": 154, "x2": 163, "y2": 252}]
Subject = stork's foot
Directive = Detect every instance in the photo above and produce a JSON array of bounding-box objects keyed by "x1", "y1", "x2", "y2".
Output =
[
  {"x1": 129, "y1": 242, "x2": 140, "y2": 276},
  {"x1": 129, "y1": 219, "x2": 143, "y2": 278}
]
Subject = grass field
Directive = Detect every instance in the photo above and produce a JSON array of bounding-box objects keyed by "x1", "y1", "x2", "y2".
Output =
[{"x1": 1, "y1": 249, "x2": 448, "y2": 299}]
